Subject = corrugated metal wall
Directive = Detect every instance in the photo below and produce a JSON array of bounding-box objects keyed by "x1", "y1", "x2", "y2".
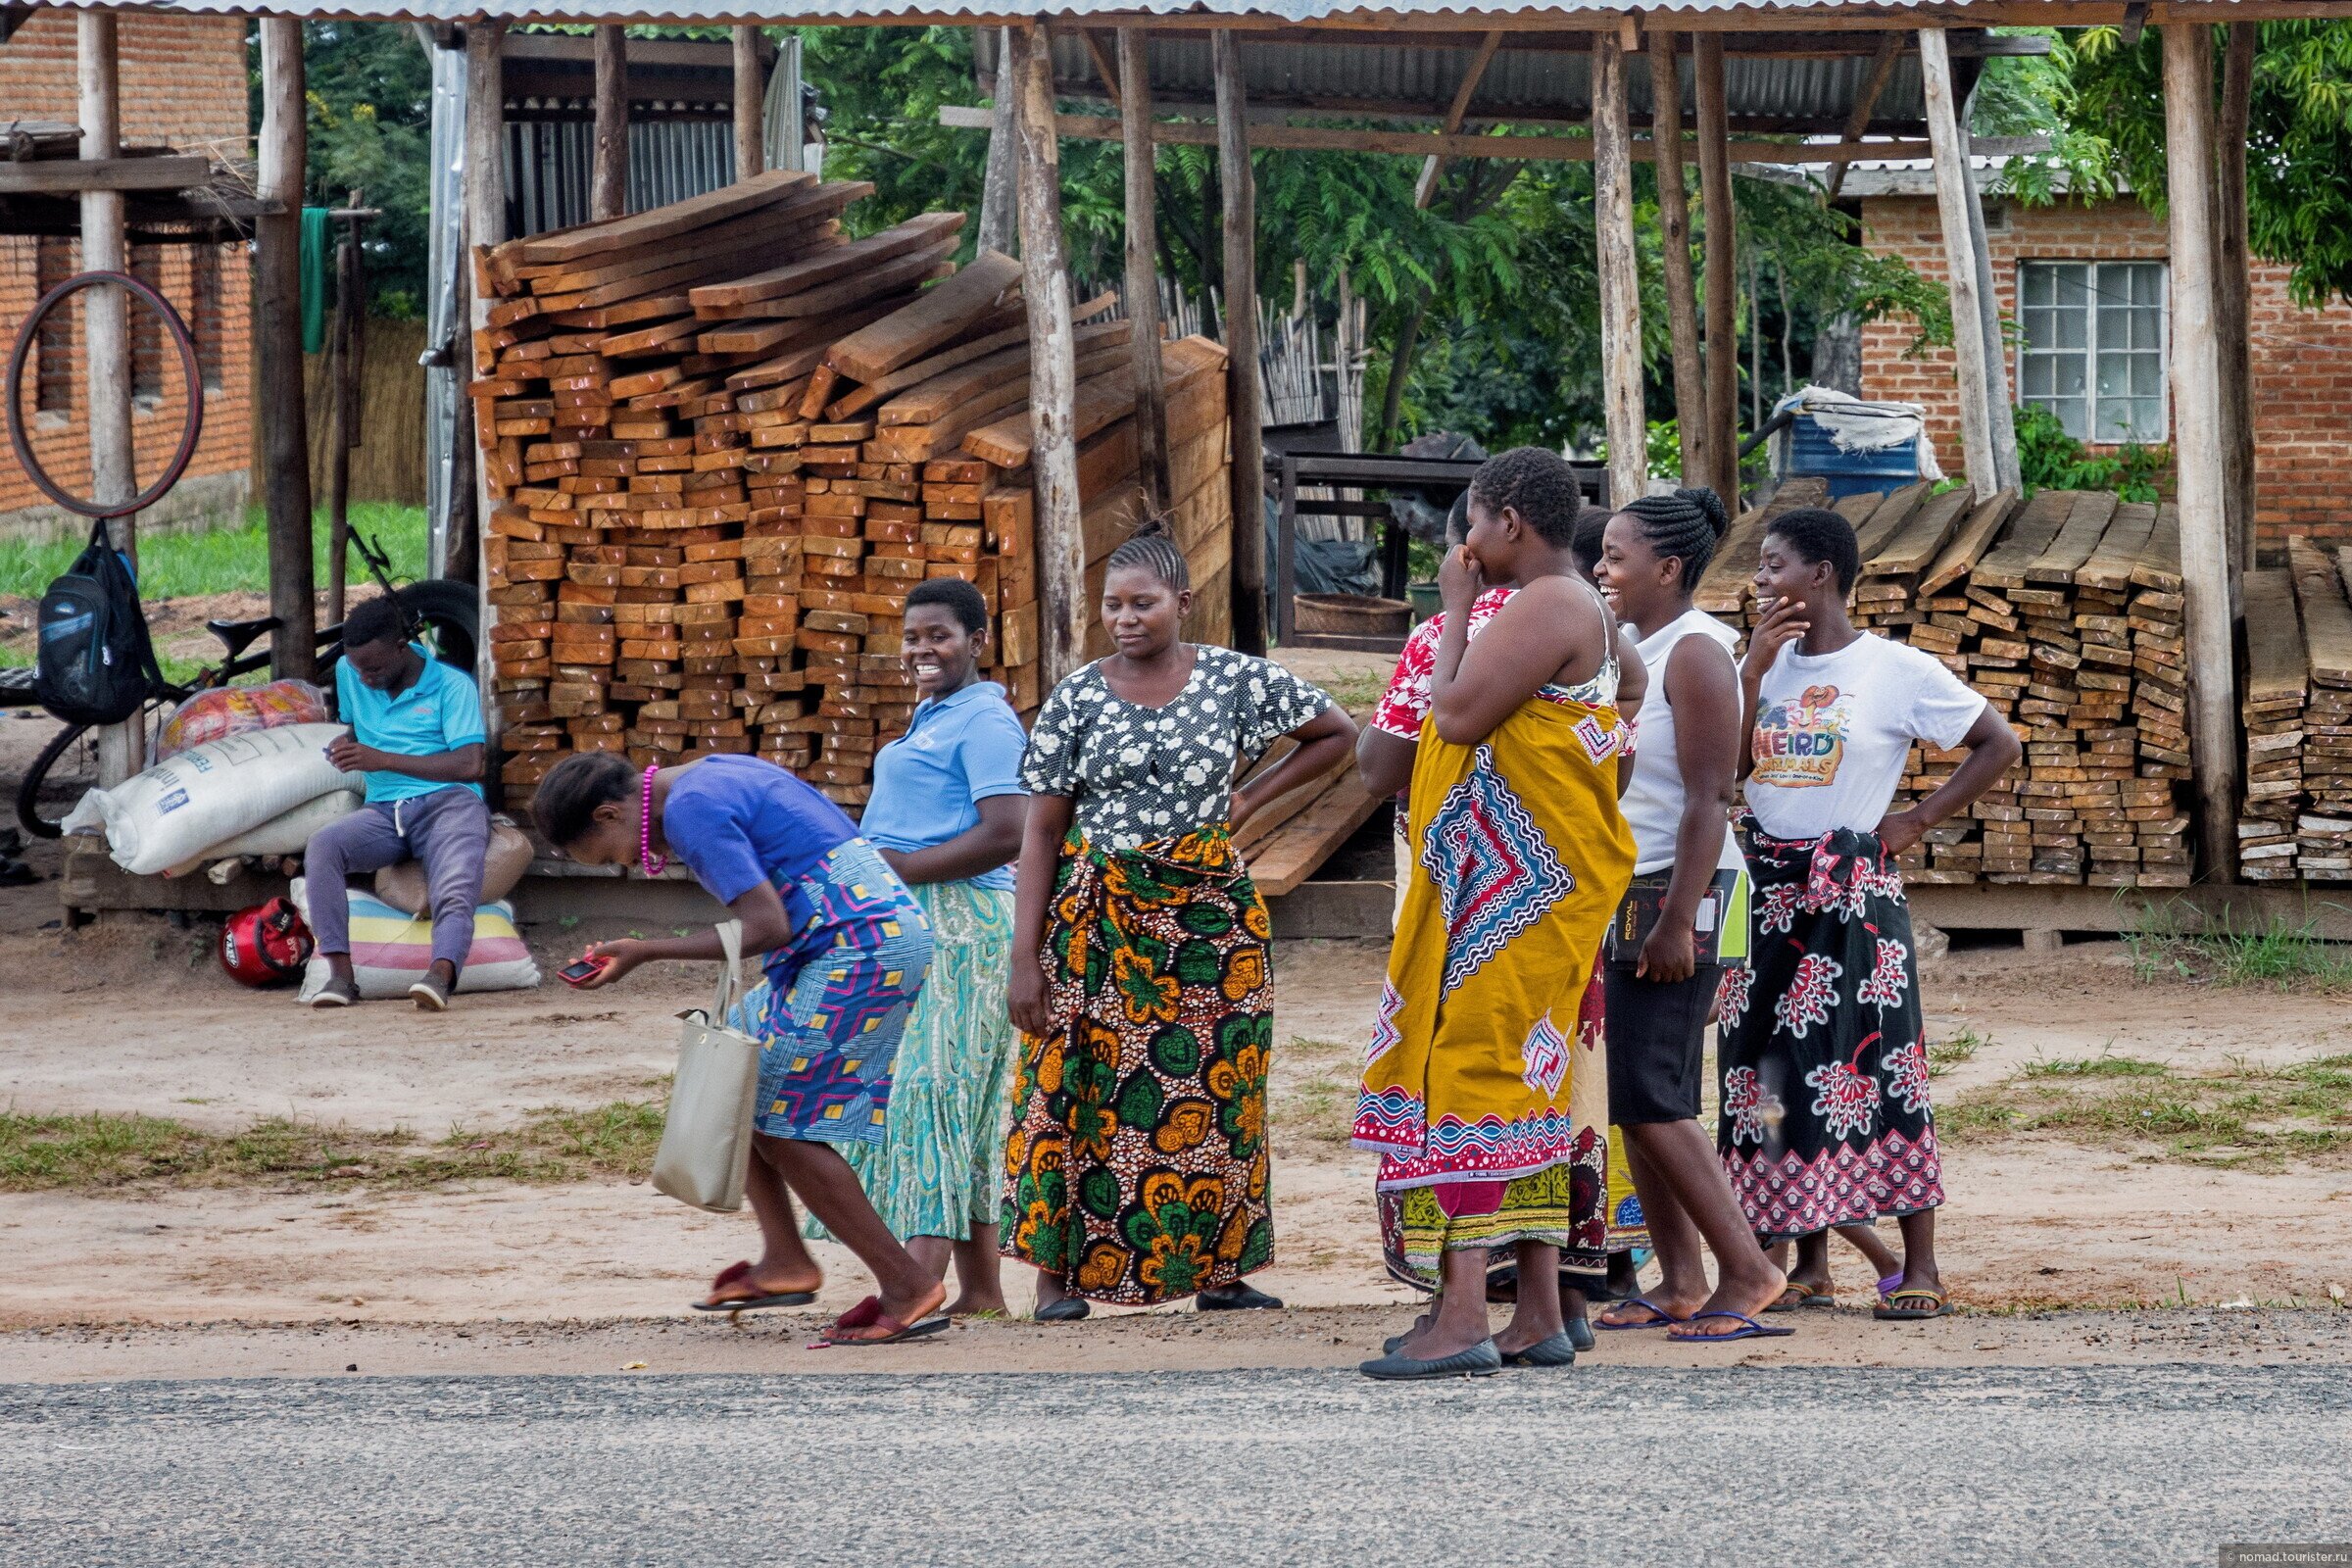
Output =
[{"x1": 502, "y1": 121, "x2": 738, "y2": 238}]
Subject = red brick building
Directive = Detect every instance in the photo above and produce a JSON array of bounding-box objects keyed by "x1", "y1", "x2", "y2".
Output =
[
  {"x1": 0, "y1": 10, "x2": 253, "y2": 539},
  {"x1": 1854, "y1": 167, "x2": 2352, "y2": 557}
]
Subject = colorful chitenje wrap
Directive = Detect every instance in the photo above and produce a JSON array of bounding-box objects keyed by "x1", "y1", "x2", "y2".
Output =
[
  {"x1": 1356, "y1": 691, "x2": 1637, "y2": 1279},
  {"x1": 1715, "y1": 816, "x2": 1944, "y2": 1244},
  {"x1": 1002, "y1": 825, "x2": 1276, "y2": 1305}
]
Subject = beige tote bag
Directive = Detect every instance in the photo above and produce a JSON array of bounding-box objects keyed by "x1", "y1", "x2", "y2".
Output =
[{"x1": 650, "y1": 920, "x2": 762, "y2": 1213}]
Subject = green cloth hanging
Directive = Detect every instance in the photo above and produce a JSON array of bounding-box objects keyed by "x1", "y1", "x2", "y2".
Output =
[{"x1": 300, "y1": 206, "x2": 333, "y2": 354}]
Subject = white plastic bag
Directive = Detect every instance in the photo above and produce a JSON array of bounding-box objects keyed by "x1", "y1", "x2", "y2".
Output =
[
  {"x1": 161, "y1": 788, "x2": 365, "y2": 878},
  {"x1": 63, "y1": 722, "x2": 361, "y2": 877}
]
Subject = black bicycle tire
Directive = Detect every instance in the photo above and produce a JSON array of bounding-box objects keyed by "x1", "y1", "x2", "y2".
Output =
[
  {"x1": 15, "y1": 717, "x2": 92, "y2": 841},
  {"x1": 17, "y1": 580, "x2": 477, "y2": 841},
  {"x1": 5, "y1": 270, "x2": 205, "y2": 520}
]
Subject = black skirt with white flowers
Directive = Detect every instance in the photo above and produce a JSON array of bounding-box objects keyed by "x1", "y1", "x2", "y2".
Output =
[{"x1": 1714, "y1": 819, "x2": 1944, "y2": 1244}]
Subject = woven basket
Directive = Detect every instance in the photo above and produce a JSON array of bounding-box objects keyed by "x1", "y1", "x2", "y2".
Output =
[{"x1": 1294, "y1": 593, "x2": 1412, "y2": 638}]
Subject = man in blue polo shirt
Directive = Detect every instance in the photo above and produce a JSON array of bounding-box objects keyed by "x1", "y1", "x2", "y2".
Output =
[{"x1": 305, "y1": 593, "x2": 489, "y2": 1011}]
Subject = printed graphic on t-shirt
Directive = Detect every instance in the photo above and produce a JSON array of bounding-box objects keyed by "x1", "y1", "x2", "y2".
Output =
[{"x1": 1752, "y1": 683, "x2": 1849, "y2": 789}]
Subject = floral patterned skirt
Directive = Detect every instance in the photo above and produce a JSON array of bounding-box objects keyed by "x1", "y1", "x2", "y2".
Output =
[
  {"x1": 1001, "y1": 827, "x2": 1275, "y2": 1305},
  {"x1": 1715, "y1": 821, "x2": 1943, "y2": 1244}
]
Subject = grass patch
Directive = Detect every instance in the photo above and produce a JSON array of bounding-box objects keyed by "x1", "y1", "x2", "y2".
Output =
[
  {"x1": 0, "y1": 1096, "x2": 664, "y2": 1193},
  {"x1": 2126, "y1": 910, "x2": 2352, "y2": 993},
  {"x1": 1274, "y1": 1036, "x2": 1361, "y2": 1151},
  {"x1": 2020, "y1": 1052, "x2": 2169, "y2": 1079},
  {"x1": 1927, "y1": 1028, "x2": 1988, "y2": 1077},
  {"x1": 1311, "y1": 668, "x2": 1391, "y2": 715},
  {"x1": 0, "y1": 503, "x2": 427, "y2": 603},
  {"x1": 1942, "y1": 1053, "x2": 2352, "y2": 1169}
]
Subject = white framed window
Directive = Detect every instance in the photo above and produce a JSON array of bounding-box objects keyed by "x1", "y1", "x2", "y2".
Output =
[{"x1": 2016, "y1": 260, "x2": 2169, "y2": 444}]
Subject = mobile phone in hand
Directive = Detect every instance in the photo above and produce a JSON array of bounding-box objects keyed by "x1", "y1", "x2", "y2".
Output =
[{"x1": 559, "y1": 957, "x2": 607, "y2": 987}]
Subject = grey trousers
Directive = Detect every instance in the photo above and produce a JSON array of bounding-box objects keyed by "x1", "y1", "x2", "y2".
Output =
[{"x1": 305, "y1": 786, "x2": 491, "y2": 971}]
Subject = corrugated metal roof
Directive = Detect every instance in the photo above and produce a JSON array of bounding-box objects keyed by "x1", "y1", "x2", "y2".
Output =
[
  {"x1": 22, "y1": 0, "x2": 2259, "y2": 26},
  {"x1": 983, "y1": 29, "x2": 1967, "y2": 132}
]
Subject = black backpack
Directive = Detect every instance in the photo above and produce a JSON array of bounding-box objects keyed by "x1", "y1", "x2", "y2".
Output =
[{"x1": 35, "y1": 519, "x2": 163, "y2": 726}]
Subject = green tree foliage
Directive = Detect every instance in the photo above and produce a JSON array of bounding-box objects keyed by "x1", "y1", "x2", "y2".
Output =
[
  {"x1": 255, "y1": 21, "x2": 436, "y2": 318},
  {"x1": 2026, "y1": 22, "x2": 2352, "y2": 309}
]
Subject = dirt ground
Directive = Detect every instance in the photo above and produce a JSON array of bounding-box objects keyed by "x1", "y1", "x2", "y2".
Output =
[{"x1": 5, "y1": 691, "x2": 2352, "y2": 1379}]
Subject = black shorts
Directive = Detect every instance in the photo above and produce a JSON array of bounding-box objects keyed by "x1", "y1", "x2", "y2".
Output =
[{"x1": 1603, "y1": 960, "x2": 1724, "y2": 1126}]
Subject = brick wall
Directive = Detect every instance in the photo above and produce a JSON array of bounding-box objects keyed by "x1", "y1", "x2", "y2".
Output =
[
  {"x1": 0, "y1": 11, "x2": 253, "y2": 535},
  {"x1": 1859, "y1": 192, "x2": 2352, "y2": 555}
]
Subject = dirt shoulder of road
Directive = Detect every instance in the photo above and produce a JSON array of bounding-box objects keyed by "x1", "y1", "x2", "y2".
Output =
[{"x1": 5, "y1": 1304, "x2": 2349, "y2": 1383}]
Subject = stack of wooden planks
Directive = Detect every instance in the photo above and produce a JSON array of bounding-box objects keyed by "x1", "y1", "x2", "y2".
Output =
[
  {"x1": 1695, "y1": 484, "x2": 2192, "y2": 888},
  {"x1": 2235, "y1": 541, "x2": 2352, "y2": 881},
  {"x1": 471, "y1": 173, "x2": 1235, "y2": 818}
]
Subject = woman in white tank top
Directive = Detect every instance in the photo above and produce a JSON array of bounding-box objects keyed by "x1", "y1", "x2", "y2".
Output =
[{"x1": 1591, "y1": 488, "x2": 1791, "y2": 1343}]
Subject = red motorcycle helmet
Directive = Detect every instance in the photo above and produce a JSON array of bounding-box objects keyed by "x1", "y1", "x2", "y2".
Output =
[{"x1": 220, "y1": 897, "x2": 313, "y2": 988}]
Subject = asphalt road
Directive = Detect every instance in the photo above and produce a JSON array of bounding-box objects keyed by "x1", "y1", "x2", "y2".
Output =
[{"x1": 5, "y1": 1365, "x2": 2347, "y2": 1566}]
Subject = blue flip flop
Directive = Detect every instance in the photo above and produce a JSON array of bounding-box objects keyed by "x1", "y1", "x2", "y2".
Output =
[
  {"x1": 1594, "y1": 1297, "x2": 1685, "y2": 1331},
  {"x1": 1674, "y1": 1310, "x2": 1795, "y2": 1343}
]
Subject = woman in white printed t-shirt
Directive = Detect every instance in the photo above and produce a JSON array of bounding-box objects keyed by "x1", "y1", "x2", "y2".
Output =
[
  {"x1": 1722, "y1": 507, "x2": 2020, "y2": 1323},
  {"x1": 1588, "y1": 488, "x2": 1792, "y2": 1344}
]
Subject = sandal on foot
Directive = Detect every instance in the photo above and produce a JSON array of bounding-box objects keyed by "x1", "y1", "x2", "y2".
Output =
[
  {"x1": 1673, "y1": 1310, "x2": 1794, "y2": 1343},
  {"x1": 692, "y1": 1259, "x2": 818, "y2": 1313},
  {"x1": 1594, "y1": 1297, "x2": 1685, "y2": 1331},
  {"x1": 1566, "y1": 1318, "x2": 1595, "y2": 1353},
  {"x1": 1766, "y1": 1285, "x2": 1837, "y2": 1312},
  {"x1": 1874, "y1": 1288, "x2": 1954, "y2": 1321},
  {"x1": 1499, "y1": 1331, "x2": 1578, "y2": 1368},
  {"x1": 818, "y1": 1293, "x2": 951, "y2": 1347},
  {"x1": 1359, "y1": 1339, "x2": 1502, "y2": 1381},
  {"x1": 1033, "y1": 1297, "x2": 1091, "y2": 1323},
  {"x1": 1197, "y1": 1282, "x2": 1283, "y2": 1311}
]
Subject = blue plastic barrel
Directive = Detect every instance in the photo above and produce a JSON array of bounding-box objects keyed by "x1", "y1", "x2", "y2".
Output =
[{"x1": 1782, "y1": 411, "x2": 1928, "y2": 501}]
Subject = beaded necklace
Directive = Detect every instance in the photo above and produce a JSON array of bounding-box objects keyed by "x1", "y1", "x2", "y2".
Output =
[{"x1": 638, "y1": 764, "x2": 667, "y2": 877}]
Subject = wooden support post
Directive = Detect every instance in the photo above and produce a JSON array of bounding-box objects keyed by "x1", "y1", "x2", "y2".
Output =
[
  {"x1": 2162, "y1": 21, "x2": 2242, "y2": 883},
  {"x1": 465, "y1": 19, "x2": 506, "y2": 766},
  {"x1": 1213, "y1": 28, "x2": 1267, "y2": 655},
  {"x1": 1414, "y1": 29, "x2": 1502, "y2": 211},
  {"x1": 1592, "y1": 31, "x2": 1645, "y2": 510},
  {"x1": 1009, "y1": 24, "x2": 1085, "y2": 687},
  {"x1": 1118, "y1": 26, "x2": 1171, "y2": 514},
  {"x1": 591, "y1": 24, "x2": 628, "y2": 221},
  {"x1": 1694, "y1": 33, "x2": 1739, "y2": 508},
  {"x1": 1647, "y1": 29, "x2": 1706, "y2": 494},
  {"x1": 976, "y1": 27, "x2": 1017, "y2": 256},
  {"x1": 732, "y1": 25, "x2": 764, "y2": 181},
  {"x1": 1823, "y1": 32, "x2": 1901, "y2": 203},
  {"x1": 1920, "y1": 29, "x2": 1998, "y2": 493},
  {"x1": 78, "y1": 11, "x2": 139, "y2": 783},
  {"x1": 2217, "y1": 22, "x2": 2257, "y2": 572},
  {"x1": 258, "y1": 17, "x2": 316, "y2": 688}
]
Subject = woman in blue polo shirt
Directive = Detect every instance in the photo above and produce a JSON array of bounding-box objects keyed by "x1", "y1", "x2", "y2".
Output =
[{"x1": 826, "y1": 575, "x2": 1029, "y2": 1317}]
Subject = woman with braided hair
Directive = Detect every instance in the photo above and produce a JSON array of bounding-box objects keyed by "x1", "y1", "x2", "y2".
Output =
[
  {"x1": 1004, "y1": 515, "x2": 1357, "y2": 1319},
  {"x1": 1590, "y1": 486, "x2": 1795, "y2": 1341},
  {"x1": 1356, "y1": 447, "x2": 1636, "y2": 1378}
]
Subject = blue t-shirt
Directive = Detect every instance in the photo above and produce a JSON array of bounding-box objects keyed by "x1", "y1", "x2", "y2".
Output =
[
  {"x1": 661, "y1": 754, "x2": 858, "y2": 906},
  {"x1": 335, "y1": 649, "x2": 486, "y2": 805},
  {"x1": 858, "y1": 680, "x2": 1029, "y2": 893}
]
